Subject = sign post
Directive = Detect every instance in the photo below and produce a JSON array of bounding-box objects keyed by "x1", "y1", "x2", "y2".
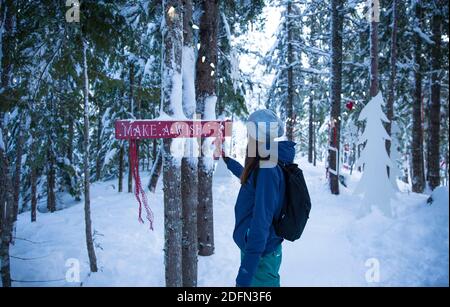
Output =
[{"x1": 115, "y1": 119, "x2": 232, "y2": 229}]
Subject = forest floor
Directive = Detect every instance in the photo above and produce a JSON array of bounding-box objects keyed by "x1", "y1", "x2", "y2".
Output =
[{"x1": 9, "y1": 157, "x2": 449, "y2": 287}]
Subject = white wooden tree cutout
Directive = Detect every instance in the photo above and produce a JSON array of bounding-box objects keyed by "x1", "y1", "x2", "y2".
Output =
[{"x1": 354, "y1": 92, "x2": 394, "y2": 217}]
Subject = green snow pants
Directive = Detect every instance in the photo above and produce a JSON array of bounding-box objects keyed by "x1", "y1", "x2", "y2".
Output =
[{"x1": 240, "y1": 244, "x2": 282, "y2": 287}]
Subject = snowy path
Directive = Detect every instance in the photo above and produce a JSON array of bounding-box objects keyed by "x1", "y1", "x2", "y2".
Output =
[{"x1": 9, "y1": 158, "x2": 449, "y2": 286}]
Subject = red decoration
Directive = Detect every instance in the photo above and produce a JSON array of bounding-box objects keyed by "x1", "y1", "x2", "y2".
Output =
[
  {"x1": 346, "y1": 101, "x2": 354, "y2": 111},
  {"x1": 129, "y1": 139, "x2": 153, "y2": 229}
]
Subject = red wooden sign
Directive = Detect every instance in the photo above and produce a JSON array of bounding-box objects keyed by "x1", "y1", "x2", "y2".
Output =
[
  {"x1": 115, "y1": 119, "x2": 233, "y2": 229},
  {"x1": 115, "y1": 119, "x2": 233, "y2": 140}
]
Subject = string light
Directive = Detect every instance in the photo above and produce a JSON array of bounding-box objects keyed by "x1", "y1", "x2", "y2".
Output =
[{"x1": 168, "y1": 6, "x2": 176, "y2": 19}]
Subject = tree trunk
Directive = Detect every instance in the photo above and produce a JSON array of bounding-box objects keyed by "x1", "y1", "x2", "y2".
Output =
[
  {"x1": 46, "y1": 144, "x2": 56, "y2": 213},
  {"x1": 196, "y1": 0, "x2": 218, "y2": 257},
  {"x1": 68, "y1": 113, "x2": 74, "y2": 162},
  {"x1": 95, "y1": 106, "x2": 103, "y2": 181},
  {"x1": 0, "y1": 119, "x2": 13, "y2": 287},
  {"x1": 197, "y1": 159, "x2": 213, "y2": 256},
  {"x1": 181, "y1": 0, "x2": 198, "y2": 286},
  {"x1": 12, "y1": 114, "x2": 24, "y2": 221},
  {"x1": 161, "y1": 0, "x2": 183, "y2": 287},
  {"x1": 128, "y1": 146, "x2": 133, "y2": 192},
  {"x1": 313, "y1": 116, "x2": 317, "y2": 166},
  {"x1": 152, "y1": 138, "x2": 158, "y2": 160},
  {"x1": 0, "y1": 0, "x2": 14, "y2": 287},
  {"x1": 31, "y1": 163, "x2": 37, "y2": 222},
  {"x1": 82, "y1": 38, "x2": 98, "y2": 273},
  {"x1": 149, "y1": 145, "x2": 163, "y2": 192},
  {"x1": 329, "y1": 0, "x2": 343, "y2": 195},
  {"x1": 181, "y1": 156, "x2": 198, "y2": 286},
  {"x1": 118, "y1": 144, "x2": 124, "y2": 192},
  {"x1": 128, "y1": 63, "x2": 135, "y2": 193},
  {"x1": 427, "y1": 1, "x2": 443, "y2": 190},
  {"x1": 445, "y1": 103, "x2": 449, "y2": 186},
  {"x1": 286, "y1": 1, "x2": 294, "y2": 141},
  {"x1": 147, "y1": 142, "x2": 151, "y2": 171},
  {"x1": 142, "y1": 143, "x2": 146, "y2": 171},
  {"x1": 385, "y1": 0, "x2": 398, "y2": 177},
  {"x1": 30, "y1": 116, "x2": 38, "y2": 223},
  {"x1": 369, "y1": 0, "x2": 379, "y2": 98},
  {"x1": 412, "y1": 2, "x2": 425, "y2": 193},
  {"x1": 65, "y1": 112, "x2": 74, "y2": 191},
  {"x1": 308, "y1": 93, "x2": 314, "y2": 164},
  {"x1": 0, "y1": 0, "x2": 13, "y2": 111}
]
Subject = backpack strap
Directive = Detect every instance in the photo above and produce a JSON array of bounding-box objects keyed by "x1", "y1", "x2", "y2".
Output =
[{"x1": 253, "y1": 160, "x2": 286, "y2": 188}]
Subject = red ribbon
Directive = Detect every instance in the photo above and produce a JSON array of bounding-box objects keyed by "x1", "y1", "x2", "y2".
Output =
[{"x1": 129, "y1": 140, "x2": 154, "y2": 230}]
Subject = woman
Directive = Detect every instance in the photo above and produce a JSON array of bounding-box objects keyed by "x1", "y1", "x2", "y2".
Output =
[{"x1": 223, "y1": 109, "x2": 296, "y2": 287}]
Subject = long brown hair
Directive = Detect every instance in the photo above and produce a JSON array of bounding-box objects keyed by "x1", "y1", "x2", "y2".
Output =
[
  {"x1": 240, "y1": 141, "x2": 269, "y2": 185},
  {"x1": 240, "y1": 155, "x2": 259, "y2": 185}
]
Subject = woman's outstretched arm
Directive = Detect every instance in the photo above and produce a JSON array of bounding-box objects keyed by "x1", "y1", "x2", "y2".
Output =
[{"x1": 223, "y1": 157, "x2": 244, "y2": 178}]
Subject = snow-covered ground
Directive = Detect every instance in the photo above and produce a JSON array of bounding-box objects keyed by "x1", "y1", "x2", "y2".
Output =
[{"x1": 9, "y1": 157, "x2": 449, "y2": 287}]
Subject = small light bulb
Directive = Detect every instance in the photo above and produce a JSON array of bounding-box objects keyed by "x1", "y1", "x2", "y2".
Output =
[{"x1": 168, "y1": 6, "x2": 176, "y2": 19}]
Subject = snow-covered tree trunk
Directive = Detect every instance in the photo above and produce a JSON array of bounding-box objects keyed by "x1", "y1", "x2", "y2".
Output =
[
  {"x1": 385, "y1": 0, "x2": 398, "y2": 176},
  {"x1": 412, "y1": 2, "x2": 425, "y2": 193},
  {"x1": 82, "y1": 38, "x2": 98, "y2": 273},
  {"x1": 427, "y1": 1, "x2": 443, "y2": 190},
  {"x1": 329, "y1": 0, "x2": 343, "y2": 195},
  {"x1": 161, "y1": 0, "x2": 183, "y2": 287},
  {"x1": 286, "y1": 0, "x2": 294, "y2": 141},
  {"x1": 181, "y1": 0, "x2": 198, "y2": 287},
  {"x1": 195, "y1": 0, "x2": 218, "y2": 257}
]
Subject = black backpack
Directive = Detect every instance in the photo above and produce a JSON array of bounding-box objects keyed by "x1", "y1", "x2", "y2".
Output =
[{"x1": 254, "y1": 161, "x2": 312, "y2": 242}]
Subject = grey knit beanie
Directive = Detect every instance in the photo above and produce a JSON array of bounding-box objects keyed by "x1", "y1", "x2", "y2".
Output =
[{"x1": 246, "y1": 109, "x2": 284, "y2": 143}]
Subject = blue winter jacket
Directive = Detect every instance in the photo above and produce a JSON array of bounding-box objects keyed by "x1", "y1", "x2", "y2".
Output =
[{"x1": 224, "y1": 141, "x2": 296, "y2": 286}]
